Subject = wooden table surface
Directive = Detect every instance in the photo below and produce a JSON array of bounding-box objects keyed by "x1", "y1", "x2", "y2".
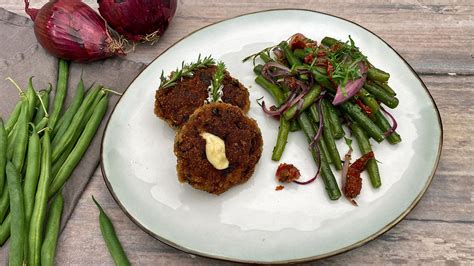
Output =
[{"x1": 3, "y1": 0, "x2": 474, "y2": 264}]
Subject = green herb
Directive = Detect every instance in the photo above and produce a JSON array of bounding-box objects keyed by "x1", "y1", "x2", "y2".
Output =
[
  {"x1": 160, "y1": 55, "x2": 215, "y2": 89},
  {"x1": 210, "y1": 61, "x2": 226, "y2": 103},
  {"x1": 242, "y1": 45, "x2": 276, "y2": 65},
  {"x1": 327, "y1": 36, "x2": 367, "y2": 95},
  {"x1": 344, "y1": 136, "x2": 353, "y2": 150}
]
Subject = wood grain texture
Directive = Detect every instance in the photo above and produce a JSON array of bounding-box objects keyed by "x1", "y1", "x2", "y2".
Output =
[{"x1": 1, "y1": 0, "x2": 473, "y2": 264}]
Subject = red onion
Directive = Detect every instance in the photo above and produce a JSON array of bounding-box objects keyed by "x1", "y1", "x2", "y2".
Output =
[
  {"x1": 381, "y1": 107, "x2": 398, "y2": 137},
  {"x1": 332, "y1": 63, "x2": 368, "y2": 105},
  {"x1": 25, "y1": 0, "x2": 125, "y2": 62},
  {"x1": 98, "y1": 0, "x2": 177, "y2": 43}
]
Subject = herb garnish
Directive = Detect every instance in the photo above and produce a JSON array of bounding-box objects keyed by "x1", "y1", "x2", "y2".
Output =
[
  {"x1": 209, "y1": 61, "x2": 226, "y2": 103},
  {"x1": 327, "y1": 36, "x2": 368, "y2": 95},
  {"x1": 160, "y1": 54, "x2": 215, "y2": 89}
]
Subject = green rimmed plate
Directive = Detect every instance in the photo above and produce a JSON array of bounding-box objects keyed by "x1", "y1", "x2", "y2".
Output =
[{"x1": 101, "y1": 9, "x2": 442, "y2": 263}]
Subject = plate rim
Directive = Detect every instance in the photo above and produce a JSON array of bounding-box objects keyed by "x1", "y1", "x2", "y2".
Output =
[{"x1": 100, "y1": 8, "x2": 444, "y2": 264}]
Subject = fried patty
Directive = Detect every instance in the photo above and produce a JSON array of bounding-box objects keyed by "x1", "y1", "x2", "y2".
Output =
[
  {"x1": 154, "y1": 66, "x2": 250, "y2": 128},
  {"x1": 174, "y1": 103, "x2": 263, "y2": 195}
]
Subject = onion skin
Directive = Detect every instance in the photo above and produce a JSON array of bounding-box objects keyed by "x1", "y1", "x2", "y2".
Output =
[
  {"x1": 98, "y1": 0, "x2": 178, "y2": 43},
  {"x1": 25, "y1": 0, "x2": 125, "y2": 62}
]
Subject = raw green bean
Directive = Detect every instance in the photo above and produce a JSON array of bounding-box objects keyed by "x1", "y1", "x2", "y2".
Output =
[
  {"x1": 0, "y1": 184, "x2": 9, "y2": 222},
  {"x1": 321, "y1": 99, "x2": 342, "y2": 170},
  {"x1": 280, "y1": 41, "x2": 302, "y2": 67},
  {"x1": 289, "y1": 121, "x2": 300, "y2": 132},
  {"x1": 373, "y1": 110, "x2": 402, "y2": 144},
  {"x1": 23, "y1": 124, "x2": 41, "y2": 231},
  {"x1": 358, "y1": 88, "x2": 380, "y2": 114},
  {"x1": 33, "y1": 85, "x2": 52, "y2": 125},
  {"x1": 351, "y1": 123, "x2": 381, "y2": 188},
  {"x1": 254, "y1": 75, "x2": 285, "y2": 104},
  {"x1": 28, "y1": 130, "x2": 51, "y2": 266},
  {"x1": 272, "y1": 118, "x2": 290, "y2": 161},
  {"x1": 283, "y1": 85, "x2": 321, "y2": 121},
  {"x1": 367, "y1": 67, "x2": 390, "y2": 82},
  {"x1": 48, "y1": 59, "x2": 69, "y2": 130},
  {"x1": 0, "y1": 213, "x2": 11, "y2": 245},
  {"x1": 12, "y1": 99, "x2": 29, "y2": 172},
  {"x1": 6, "y1": 161, "x2": 25, "y2": 266},
  {"x1": 35, "y1": 117, "x2": 49, "y2": 132},
  {"x1": 49, "y1": 96, "x2": 108, "y2": 196},
  {"x1": 26, "y1": 77, "x2": 37, "y2": 122},
  {"x1": 259, "y1": 52, "x2": 271, "y2": 63},
  {"x1": 5, "y1": 101, "x2": 22, "y2": 135},
  {"x1": 41, "y1": 191, "x2": 63, "y2": 266},
  {"x1": 325, "y1": 100, "x2": 344, "y2": 139},
  {"x1": 7, "y1": 98, "x2": 27, "y2": 160},
  {"x1": 93, "y1": 196, "x2": 131, "y2": 266},
  {"x1": 340, "y1": 101, "x2": 385, "y2": 143},
  {"x1": 0, "y1": 118, "x2": 6, "y2": 194},
  {"x1": 52, "y1": 78, "x2": 85, "y2": 140},
  {"x1": 297, "y1": 112, "x2": 341, "y2": 200},
  {"x1": 363, "y1": 83, "x2": 399, "y2": 109},
  {"x1": 372, "y1": 80, "x2": 396, "y2": 96},
  {"x1": 51, "y1": 85, "x2": 100, "y2": 162}
]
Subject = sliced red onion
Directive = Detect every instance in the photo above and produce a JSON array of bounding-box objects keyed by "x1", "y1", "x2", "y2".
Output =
[
  {"x1": 381, "y1": 107, "x2": 398, "y2": 137},
  {"x1": 258, "y1": 92, "x2": 296, "y2": 116},
  {"x1": 262, "y1": 61, "x2": 292, "y2": 83},
  {"x1": 309, "y1": 100, "x2": 324, "y2": 148},
  {"x1": 332, "y1": 63, "x2": 368, "y2": 105},
  {"x1": 294, "y1": 146, "x2": 321, "y2": 185},
  {"x1": 340, "y1": 148, "x2": 353, "y2": 189}
]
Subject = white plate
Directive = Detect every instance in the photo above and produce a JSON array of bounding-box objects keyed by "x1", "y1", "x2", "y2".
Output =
[{"x1": 101, "y1": 9, "x2": 442, "y2": 263}]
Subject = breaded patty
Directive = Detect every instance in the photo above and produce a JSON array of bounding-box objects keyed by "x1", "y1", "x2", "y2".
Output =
[
  {"x1": 174, "y1": 103, "x2": 263, "y2": 195},
  {"x1": 154, "y1": 66, "x2": 250, "y2": 128}
]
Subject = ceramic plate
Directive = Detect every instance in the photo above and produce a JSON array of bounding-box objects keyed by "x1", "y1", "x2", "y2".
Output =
[{"x1": 101, "y1": 9, "x2": 442, "y2": 263}]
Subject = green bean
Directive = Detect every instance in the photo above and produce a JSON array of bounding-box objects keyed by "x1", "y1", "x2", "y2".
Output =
[
  {"x1": 308, "y1": 66, "x2": 333, "y2": 89},
  {"x1": 28, "y1": 129, "x2": 51, "y2": 266},
  {"x1": 254, "y1": 75, "x2": 285, "y2": 104},
  {"x1": 325, "y1": 100, "x2": 344, "y2": 139},
  {"x1": 26, "y1": 77, "x2": 37, "y2": 122},
  {"x1": 33, "y1": 85, "x2": 52, "y2": 125},
  {"x1": 357, "y1": 88, "x2": 380, "y2": 114},
  {"x1": 53, "y1": 78, "x2": 85, "y2": 140},
  {"x1": 41, "y1": 191, "x2": 63, "y2": 266},
  {"x1": 283, "y1": 85, "x2": 321, "y2": 121},
  {"x1": 5, "y1": 101, "x2": 22, "y2": 135},
  {"x1": 12, "y1": 99, "x2": 29, "y2": 172},
  {"x1": 253, "y1": 64, "x2": 263, "y2": 75},
  {"x1": 321, "y1": 99, "x2": 342, "y2": 170},
  {"x1": 51, "y1": 85, "x2": 100, "y2": 162},
  {"x1": 0, "y1": 118, "x2": 6, "y2": 194},
  {"x1": 0, "y1": 213, "x2": 11, "y2": 245},
  {"x1": 0, "y1": 184, "x2": 9, "y2": 221},
  {"x1": 259, "y1": 52, "x2": 271, "y2": 63},
  {"x1": 351, "y1": 123, "x2": 381, "y2": 188},
  {"x1": 293, "y1": 49, "x2": 306, "y2": 59},
  {"x1": 49, "y1": 96, "x2": 108, "y2": 196},
  {"x1": 23, "y1": 124, "x2": 41, "y2": 231},
  {"x1": 92, "y1": 196, "x2": 131, "y2": 266},
  {"x1": 372, "y1": 80, "x2": 396, "y2": 96},
  {"x1": 308, "y1": 103, "x2": 320, "y2": 123},
  {"x1": 7, "y1": 98, "x2": 27, "y2": 160},
  {"x1": 363, "y1": 83, "x2": 399, "y2": 109},
  {"x1": 297, "y1": 112, "x2": 341, "y2": 200},
  {"x1": 48, "y1": 59, "x2": 69, "y2": 130},
  {"x1": 373, "y1": 110, "x2": 402, "y2": 144},
  {"x1": 319, "y1": 135, "x2": 333, "y2": 165},
  {"x1": 367, "y1": 67, "x2": 390, "y2": 83},
  {"x1": 289, "y1": 121, "x2": 300, "y2": 132},
  {"x1": 272, "y1": 118, "x2": 290, "y2": 161},
  {"x1": 6, "y1": 161, "x2": 25, "y2": 266},
  {"x1": 280, "y1": 41, "x2": 302, "y2": 67},
  {"x1": 321, "y1": 36, "x2": 340, "y2": 47},
  {"x1": 340, "y1": 101, "x2": 385, "y2": 143}
]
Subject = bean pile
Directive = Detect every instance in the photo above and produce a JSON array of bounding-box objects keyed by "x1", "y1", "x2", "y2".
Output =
[
  {"x1": 0, "y1": 59, "x2": 114, "y2": 265},
  {"x1": 245, "y1": 34, "x2": 401, "y2": 202}
]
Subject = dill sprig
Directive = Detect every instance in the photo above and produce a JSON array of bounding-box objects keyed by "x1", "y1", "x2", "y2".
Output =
[
  {"x1": 210, "y1": 61, "x2": 226, "y2": 103},
  {"x1": 327, "y1": 36, "x2": 367, "y2": 93},
  {"x1": 160, "y1": 54, "x2": 215, "y2": 89}
]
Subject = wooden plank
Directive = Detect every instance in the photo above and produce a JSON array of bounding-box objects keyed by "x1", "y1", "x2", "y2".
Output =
[{"x1": 3, "y1": 0, "x2": 474, "y2": 74}]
